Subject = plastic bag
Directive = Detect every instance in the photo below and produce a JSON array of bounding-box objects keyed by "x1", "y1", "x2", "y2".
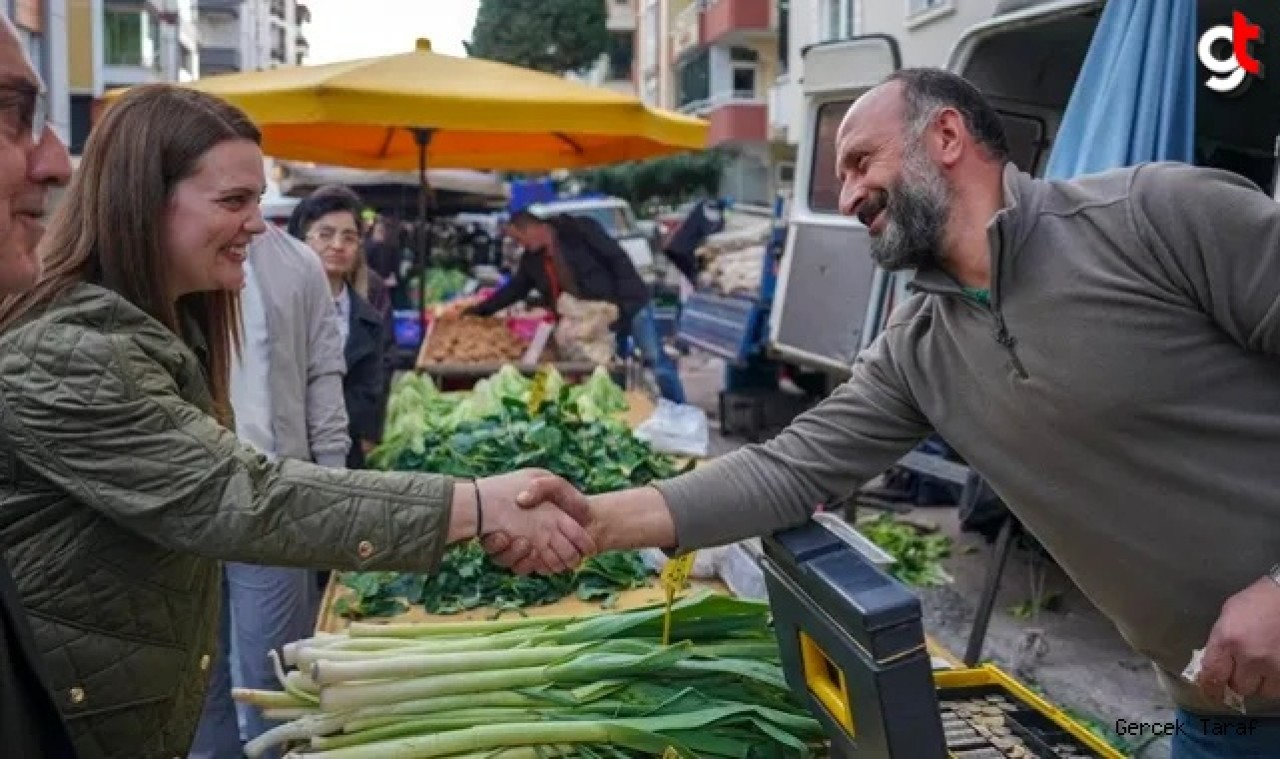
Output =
[
  {"x1": 554, "y1": 293, "x2": 617, "y2": 365},
  {"x1": 633, "y1": 399, "x2": 710, "y2": 458}
]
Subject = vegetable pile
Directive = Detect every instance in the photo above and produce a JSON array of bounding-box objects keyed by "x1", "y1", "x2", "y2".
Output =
[
  {"x1": 857, "y1": 514, "x2": 952, "y2": 587},
  {"x1": 342, "y1": 368, "x2": 690, "y2": 619},
  {"x1": 336, "y1": 545, "x2": 653, "y2": 619},
  {"x1": 235, "y1": 593, "x2": 825, "y2": 758},
  {"x1": 421, "y1": 316, "x2": 538, "y2": 365},
  {"x1": 422, "y1": 268, "x2": 470, "y2": 305}
]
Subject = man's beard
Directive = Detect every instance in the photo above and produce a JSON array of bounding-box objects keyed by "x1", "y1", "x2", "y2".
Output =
[{"x1": 865, "y1": 140, "x2": 952, "y2": 271}]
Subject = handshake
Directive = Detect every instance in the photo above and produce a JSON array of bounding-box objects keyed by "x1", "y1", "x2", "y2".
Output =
[{"x1": 466, "y1": 469, "x2": 603, "y2": 575}]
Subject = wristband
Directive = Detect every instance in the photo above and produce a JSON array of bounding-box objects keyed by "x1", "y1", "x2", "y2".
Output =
[{"x1": 473, "y1": 480, "x2": 484, "y2": 539}]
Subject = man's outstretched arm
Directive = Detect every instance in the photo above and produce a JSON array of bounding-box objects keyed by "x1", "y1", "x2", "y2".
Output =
[{"x1": 485, "y1": 326, "x2": 933, "y2": 567}]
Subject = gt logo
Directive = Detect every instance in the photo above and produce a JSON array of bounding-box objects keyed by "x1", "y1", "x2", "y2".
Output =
[{"x1": 1198, "y1": 11, "x2": 1264, "y2": 95}]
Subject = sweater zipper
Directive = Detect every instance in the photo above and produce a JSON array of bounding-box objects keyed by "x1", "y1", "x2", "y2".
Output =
[
  {"x1": 993, "y1": 315, "x2": 1028, "y2": 379},
  {"x1": 989, "y1": 227, "x2": 1029, "y2": 379}
]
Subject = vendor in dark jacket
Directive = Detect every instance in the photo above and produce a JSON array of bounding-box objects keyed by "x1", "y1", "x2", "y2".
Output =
[
  {"x1": 466, "y1": 211, "x2": 686, "y2": 403},
  {"x1": 0, "y1": 13, "x2": 79, "y2": 758}
]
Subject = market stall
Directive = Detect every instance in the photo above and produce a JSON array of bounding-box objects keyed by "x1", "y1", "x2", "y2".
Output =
[{"x1": 220, "y1": 364, "x2": 1122, "y2": 758}]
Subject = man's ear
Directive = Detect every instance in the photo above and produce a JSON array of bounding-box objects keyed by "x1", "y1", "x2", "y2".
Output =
[{"x1": 931, "y1": 107, "x2": 967, "y2": 169}]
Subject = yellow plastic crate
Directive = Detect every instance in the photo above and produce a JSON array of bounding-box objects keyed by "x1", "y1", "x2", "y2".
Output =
[{"x1": 934, "y1": 665, "x2": 1127, "y2": 758}]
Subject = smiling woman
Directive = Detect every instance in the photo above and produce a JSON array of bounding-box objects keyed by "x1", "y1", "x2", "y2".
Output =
[
  {"x1": 0, "y1": 82, "x2": 598, "y2": 759},
  {"x1": 0, "y1": 82, "x2": 264, "y2": 422}
]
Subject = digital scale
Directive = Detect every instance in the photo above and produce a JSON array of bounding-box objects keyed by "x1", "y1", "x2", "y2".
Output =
[{"x1": 760, "y1": 519, "x2": 1127, "y2": 759}]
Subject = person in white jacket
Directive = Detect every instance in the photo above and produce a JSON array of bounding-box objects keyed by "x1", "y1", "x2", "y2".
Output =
[{"x1": 189, "y1": 224, "x2": 351, "y2": 759}]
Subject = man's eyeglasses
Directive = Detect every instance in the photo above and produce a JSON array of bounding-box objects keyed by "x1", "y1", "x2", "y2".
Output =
[
  {"x1": 0, "y1": 84, "x2": 48, "y2": 142},
  {"x1": 308, "y1": 227, "x2": 361, "y2": 248}
]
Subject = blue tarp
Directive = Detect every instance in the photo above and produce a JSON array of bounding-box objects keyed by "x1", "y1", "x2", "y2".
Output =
[
  {"x1": 1044, "y1": 0, "x2": 1197, "y2": 179},
  {"x1": 507, "y1": 179, "x2": 557, "y2": 213}
]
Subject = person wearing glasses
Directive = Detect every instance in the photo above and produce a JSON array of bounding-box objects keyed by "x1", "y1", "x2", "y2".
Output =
[
  {"x1": 0, "y1": 14, "x2": 78, "y2": 758},
  {"x1": 289, "y1": 185, "x2": 394, "y2": 470}
]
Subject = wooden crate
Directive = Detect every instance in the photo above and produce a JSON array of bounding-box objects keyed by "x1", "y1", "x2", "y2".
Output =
[{"x1": 315, "y1": 575, "x2": 734, "y2": 634}]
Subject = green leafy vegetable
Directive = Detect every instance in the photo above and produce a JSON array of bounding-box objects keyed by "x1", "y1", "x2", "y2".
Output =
[
  {"x1": 422, "y1": 267, "x2": 470, "y2": 305},
  {"x1": 857, "y1": 514, "x2": 952, "y2": 587},
  {"x1": 338, "y1": 546, "x2": 652, "y2": 619},
  {"x1": 351, "y1": 367, "x2": 690, "y2": 619}
]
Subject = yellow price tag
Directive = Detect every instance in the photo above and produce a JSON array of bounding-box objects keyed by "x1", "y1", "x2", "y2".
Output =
[{"x1": 660, "y1": 552, "x2": 696, "y2": 646}]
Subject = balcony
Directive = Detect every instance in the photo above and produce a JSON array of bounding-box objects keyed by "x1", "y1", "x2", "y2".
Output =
[
  {"x1": 701, "y1": 0, "x2": 772, "y2": 47},
  {"x1": 670, "y1": 3, "x2": 701, "y2": 61},
  {"x1": 680, "y1": 95, "x2": 767, "y2": 146},
  {"x1": 197, "y1": 0, "x2": 241, "y2": 17},
  {"x1": 199, "y1": 45, "x2": 240, "y2": 76}
]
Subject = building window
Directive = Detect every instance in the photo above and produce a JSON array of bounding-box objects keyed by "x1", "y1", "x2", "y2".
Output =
[
  {"x1": 270, "y1": 0, "x2": 287, "y2": 18},
  {"x1": 777, "y1": 0, "x2": 789, "y2": 75},
  {"x1": 607, "y1": 31, "x2": 633, "y2": 81},
  {"x1": 271, "y1": 24, "x2": 287, "y2": 63},
  {"x1": 818, "y1": 0, "x2": 856, "y2": 42},
  {"x1": 104, "y1": 9, "x2": 160, "y2": 68},
  {"x1": 730, "y1": 47, "x2": 757, "y2": 99},
  {"x1": 676, "y1": 49, "x2": 710, "y2": 109},
  {"x1": 808, "y1": 98, "x2": 854, "y2": 213}
]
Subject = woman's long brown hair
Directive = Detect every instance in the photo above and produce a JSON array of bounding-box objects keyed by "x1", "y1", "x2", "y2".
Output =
[{"x1": 0, "y1": 83, "x2": 261, "y2": 424}]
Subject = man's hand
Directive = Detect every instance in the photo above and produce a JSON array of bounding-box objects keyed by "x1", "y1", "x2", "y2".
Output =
[
  {"x1": 1196, "y1": 574, "x2": 1280, "y2": 701},
  {"x1": 475, "y1": 471, "x2": 594, "y2": 575},
  {"x1": 482, "y1": 475, "x2": 593, "y2": 575}
]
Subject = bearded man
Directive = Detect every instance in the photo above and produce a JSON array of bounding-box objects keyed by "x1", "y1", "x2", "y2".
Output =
[{"x1": 489, "y1": 68, "x2": 1280, "y2": 759}]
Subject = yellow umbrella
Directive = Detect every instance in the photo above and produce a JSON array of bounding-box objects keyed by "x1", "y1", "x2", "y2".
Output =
[{"x1": 106, "y1": 39, "x2": 707, "y2": 172}]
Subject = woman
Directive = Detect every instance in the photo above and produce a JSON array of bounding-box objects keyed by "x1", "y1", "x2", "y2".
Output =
[
  {"x1": 0, "y1": 83, "x2": 591, "y2": 759},
  {"x1": 287, "y1": 186, "x2": 394, "y2": 469}
]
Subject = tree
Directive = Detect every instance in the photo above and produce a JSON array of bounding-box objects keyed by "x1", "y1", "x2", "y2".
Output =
[
  {"x1": 468, "y1": 0, "x2": 611, "y2": 75},
  {"x1": 571, "y1": 150, "x2": 730, "y2": 214}
]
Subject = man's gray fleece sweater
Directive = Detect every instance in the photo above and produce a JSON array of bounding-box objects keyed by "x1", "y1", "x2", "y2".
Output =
[{"x1": 654, "y1": 162, "x2": 1280, "y2": 716}]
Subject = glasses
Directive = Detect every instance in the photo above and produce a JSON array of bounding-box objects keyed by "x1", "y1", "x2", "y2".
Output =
[
  {"x1": 0, "y1": 84, "x2": 48, "y2": 142},
  {"x1": 308, "y1": 227, "x2": 361, "y2": 248}
]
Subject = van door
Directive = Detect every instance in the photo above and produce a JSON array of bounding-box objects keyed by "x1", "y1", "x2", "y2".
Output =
[{"x1": 767, "y1": 36, "x2": 902, "y2": 376}]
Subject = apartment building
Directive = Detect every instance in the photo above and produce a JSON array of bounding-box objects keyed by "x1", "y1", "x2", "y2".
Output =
[
  {"x1": 66, "y1": 0, "x2": 199, "y2": 152},
  {"x1": 6, "y1": 0, "x2": 72, "y2": 143},
  {"x1": 198, "y1": 0, "x2": 310, "y2": 78},
  {"x1": 771, "y1": 0, "x2": 1000, "y2": 146},
  {"x1": 661, "y1": 0, "x2": 787, "y2": 207}
]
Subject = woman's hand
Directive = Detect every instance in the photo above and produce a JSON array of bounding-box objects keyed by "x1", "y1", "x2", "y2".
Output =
[{"x1": 451, "y1": 470, "x2": 596, "y2": 575}]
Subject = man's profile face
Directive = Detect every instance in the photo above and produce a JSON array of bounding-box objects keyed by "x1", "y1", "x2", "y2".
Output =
[
  {"x1": 507, "y1": 220, "x2": 552, "y2": 253},
  {"x1": 0, "y1": 16, "x2": 73, "y2": 295},
  {"x1": 835, "y1": 83, "x2": 951, "y2": 271}
]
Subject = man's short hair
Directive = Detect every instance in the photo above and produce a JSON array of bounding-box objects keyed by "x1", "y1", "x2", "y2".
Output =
[{"x1": 883, "y1": 68, "x2": 1010, "y2": 162}]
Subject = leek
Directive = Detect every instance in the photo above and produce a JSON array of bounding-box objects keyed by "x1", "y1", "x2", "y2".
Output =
[{"x1": 235, "y1": 593, "x2": 823, "y2": 758}]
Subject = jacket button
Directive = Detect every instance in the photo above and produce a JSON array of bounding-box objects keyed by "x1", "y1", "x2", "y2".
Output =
[
  {"x1": 69, "y1": 687, "x2": 85, "y2": 704},
  {"x1": 357, "y1": 540, "x2": 374, "y2": 558},
  {"x1": 200, "y1": 654, "x2": 211, "y2": 671}
]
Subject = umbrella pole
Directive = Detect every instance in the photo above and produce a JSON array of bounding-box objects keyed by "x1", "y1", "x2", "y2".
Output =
[{"x1": 412, "y1": 128, "x2": 435, "y2": 344}]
